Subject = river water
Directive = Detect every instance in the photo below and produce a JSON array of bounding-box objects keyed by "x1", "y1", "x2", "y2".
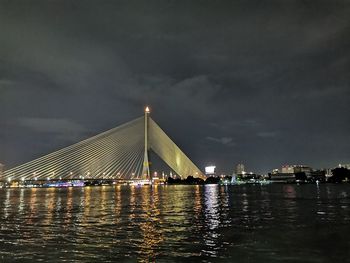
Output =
[{"x1": 0, "y1": 184, "x2": 349, "y2": 262}]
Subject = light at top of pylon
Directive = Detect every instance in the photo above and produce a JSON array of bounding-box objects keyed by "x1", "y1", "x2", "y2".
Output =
[{"x1": 145, "y1": 106, "x2": 150, "y2": 113}]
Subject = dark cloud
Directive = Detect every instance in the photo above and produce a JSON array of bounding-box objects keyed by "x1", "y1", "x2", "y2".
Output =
[
  {"x1": 0, "y1": 0, "x2": 349, "y2": 173},
  {"x1": 17, "y1": 117, "x2": 87, "y2": 142}
]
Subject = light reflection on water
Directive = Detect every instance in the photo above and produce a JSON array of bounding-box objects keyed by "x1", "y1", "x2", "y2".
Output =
[
  {"x1": 0, "y1": 184, "x2": 350, "y2": 262},
  {"x1": 203, "y1": 185, "x2": 225, "y2": 258}
]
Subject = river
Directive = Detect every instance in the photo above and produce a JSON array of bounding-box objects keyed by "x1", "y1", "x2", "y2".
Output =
[{"x1": 0, "y1": 184, "x2": 349, "y2": 262}]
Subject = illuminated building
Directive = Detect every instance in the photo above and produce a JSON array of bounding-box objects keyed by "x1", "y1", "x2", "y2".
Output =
[
  {"x1": 271, "y1": 164, "x2": 313, "y2": 182},
  {"x1": 281, "y1": 165, "x2": 312, "y2": 175},
  {"x1": 205, "y1": 166, "x2": 216, "y2": 177},
  {"x1": 235, "y1": 163, "x2": 245, "y2": 175}
]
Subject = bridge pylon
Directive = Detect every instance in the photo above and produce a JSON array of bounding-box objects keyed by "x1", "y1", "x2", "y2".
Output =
[{"x1": 142, "y1": 106, "x2": 151, "y2": 180}]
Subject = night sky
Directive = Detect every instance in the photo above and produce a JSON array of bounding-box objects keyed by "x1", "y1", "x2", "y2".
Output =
[{"x1": 1, "y1": 0, "x2": 349, "y2": 174}]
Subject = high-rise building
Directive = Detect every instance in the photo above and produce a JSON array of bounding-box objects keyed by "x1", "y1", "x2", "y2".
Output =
[{"x1": 236, "y1": 163, "x2": 245, "y2": 175}]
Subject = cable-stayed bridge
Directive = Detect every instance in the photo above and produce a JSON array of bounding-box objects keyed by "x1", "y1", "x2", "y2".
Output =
[{"x1": 2, "y1": 108, "x2": 204, "y2": 183}]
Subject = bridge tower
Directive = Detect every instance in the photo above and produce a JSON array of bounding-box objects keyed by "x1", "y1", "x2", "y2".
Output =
[{"x1": 142, "y1": 106, "x2": 151, "y2": 180}]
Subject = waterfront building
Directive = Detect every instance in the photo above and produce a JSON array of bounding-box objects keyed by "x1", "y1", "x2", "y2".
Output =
[
  {"x1": 205, "y1": 166, "x2": 216, "y2": 177},
  {"x1": 294, "y1": 165, "x2": 312, "y2": 175},
  {"x1": 236, "y1": 163, "x2": 245, "y2": 175},
  {"x1": 270, "y1": 164, "x2": 313, "y2": 182},
  {"x1": 281, "y1": 165, "x2": 295, "y2": 174},
  {"x1": 281, "y1": 165, "x2": 312, "y2": 175}
]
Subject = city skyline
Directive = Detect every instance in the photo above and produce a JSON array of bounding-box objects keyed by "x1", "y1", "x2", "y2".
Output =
[{"x1": 1, "y1": 1, "x2": 349, "y2": 173}]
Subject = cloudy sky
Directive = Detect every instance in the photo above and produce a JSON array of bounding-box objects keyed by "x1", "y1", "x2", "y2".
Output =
[{"x1": 1, "y1": 0, "x2": 349, "y2": 173}]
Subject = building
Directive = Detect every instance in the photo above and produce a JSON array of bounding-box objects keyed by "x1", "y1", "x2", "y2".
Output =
[
  {"x1": 270, "y1": 164, "x2": 312, "y2": 183},
  {"x1": 235, "y1": 163, "x2": 245, "y2": 175},
  {"x1": 281, "y1": 165, "x2": 295, "y2": 174},
  {"x1": 205, "y1": 166, "x2": 216, "y2": 177},
  {"x1": 294, "y1": 165, "x2": 312, "y2": 175},
  {"x1": 281, "y1": 165, "x2": 312, "y2": 175}
]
